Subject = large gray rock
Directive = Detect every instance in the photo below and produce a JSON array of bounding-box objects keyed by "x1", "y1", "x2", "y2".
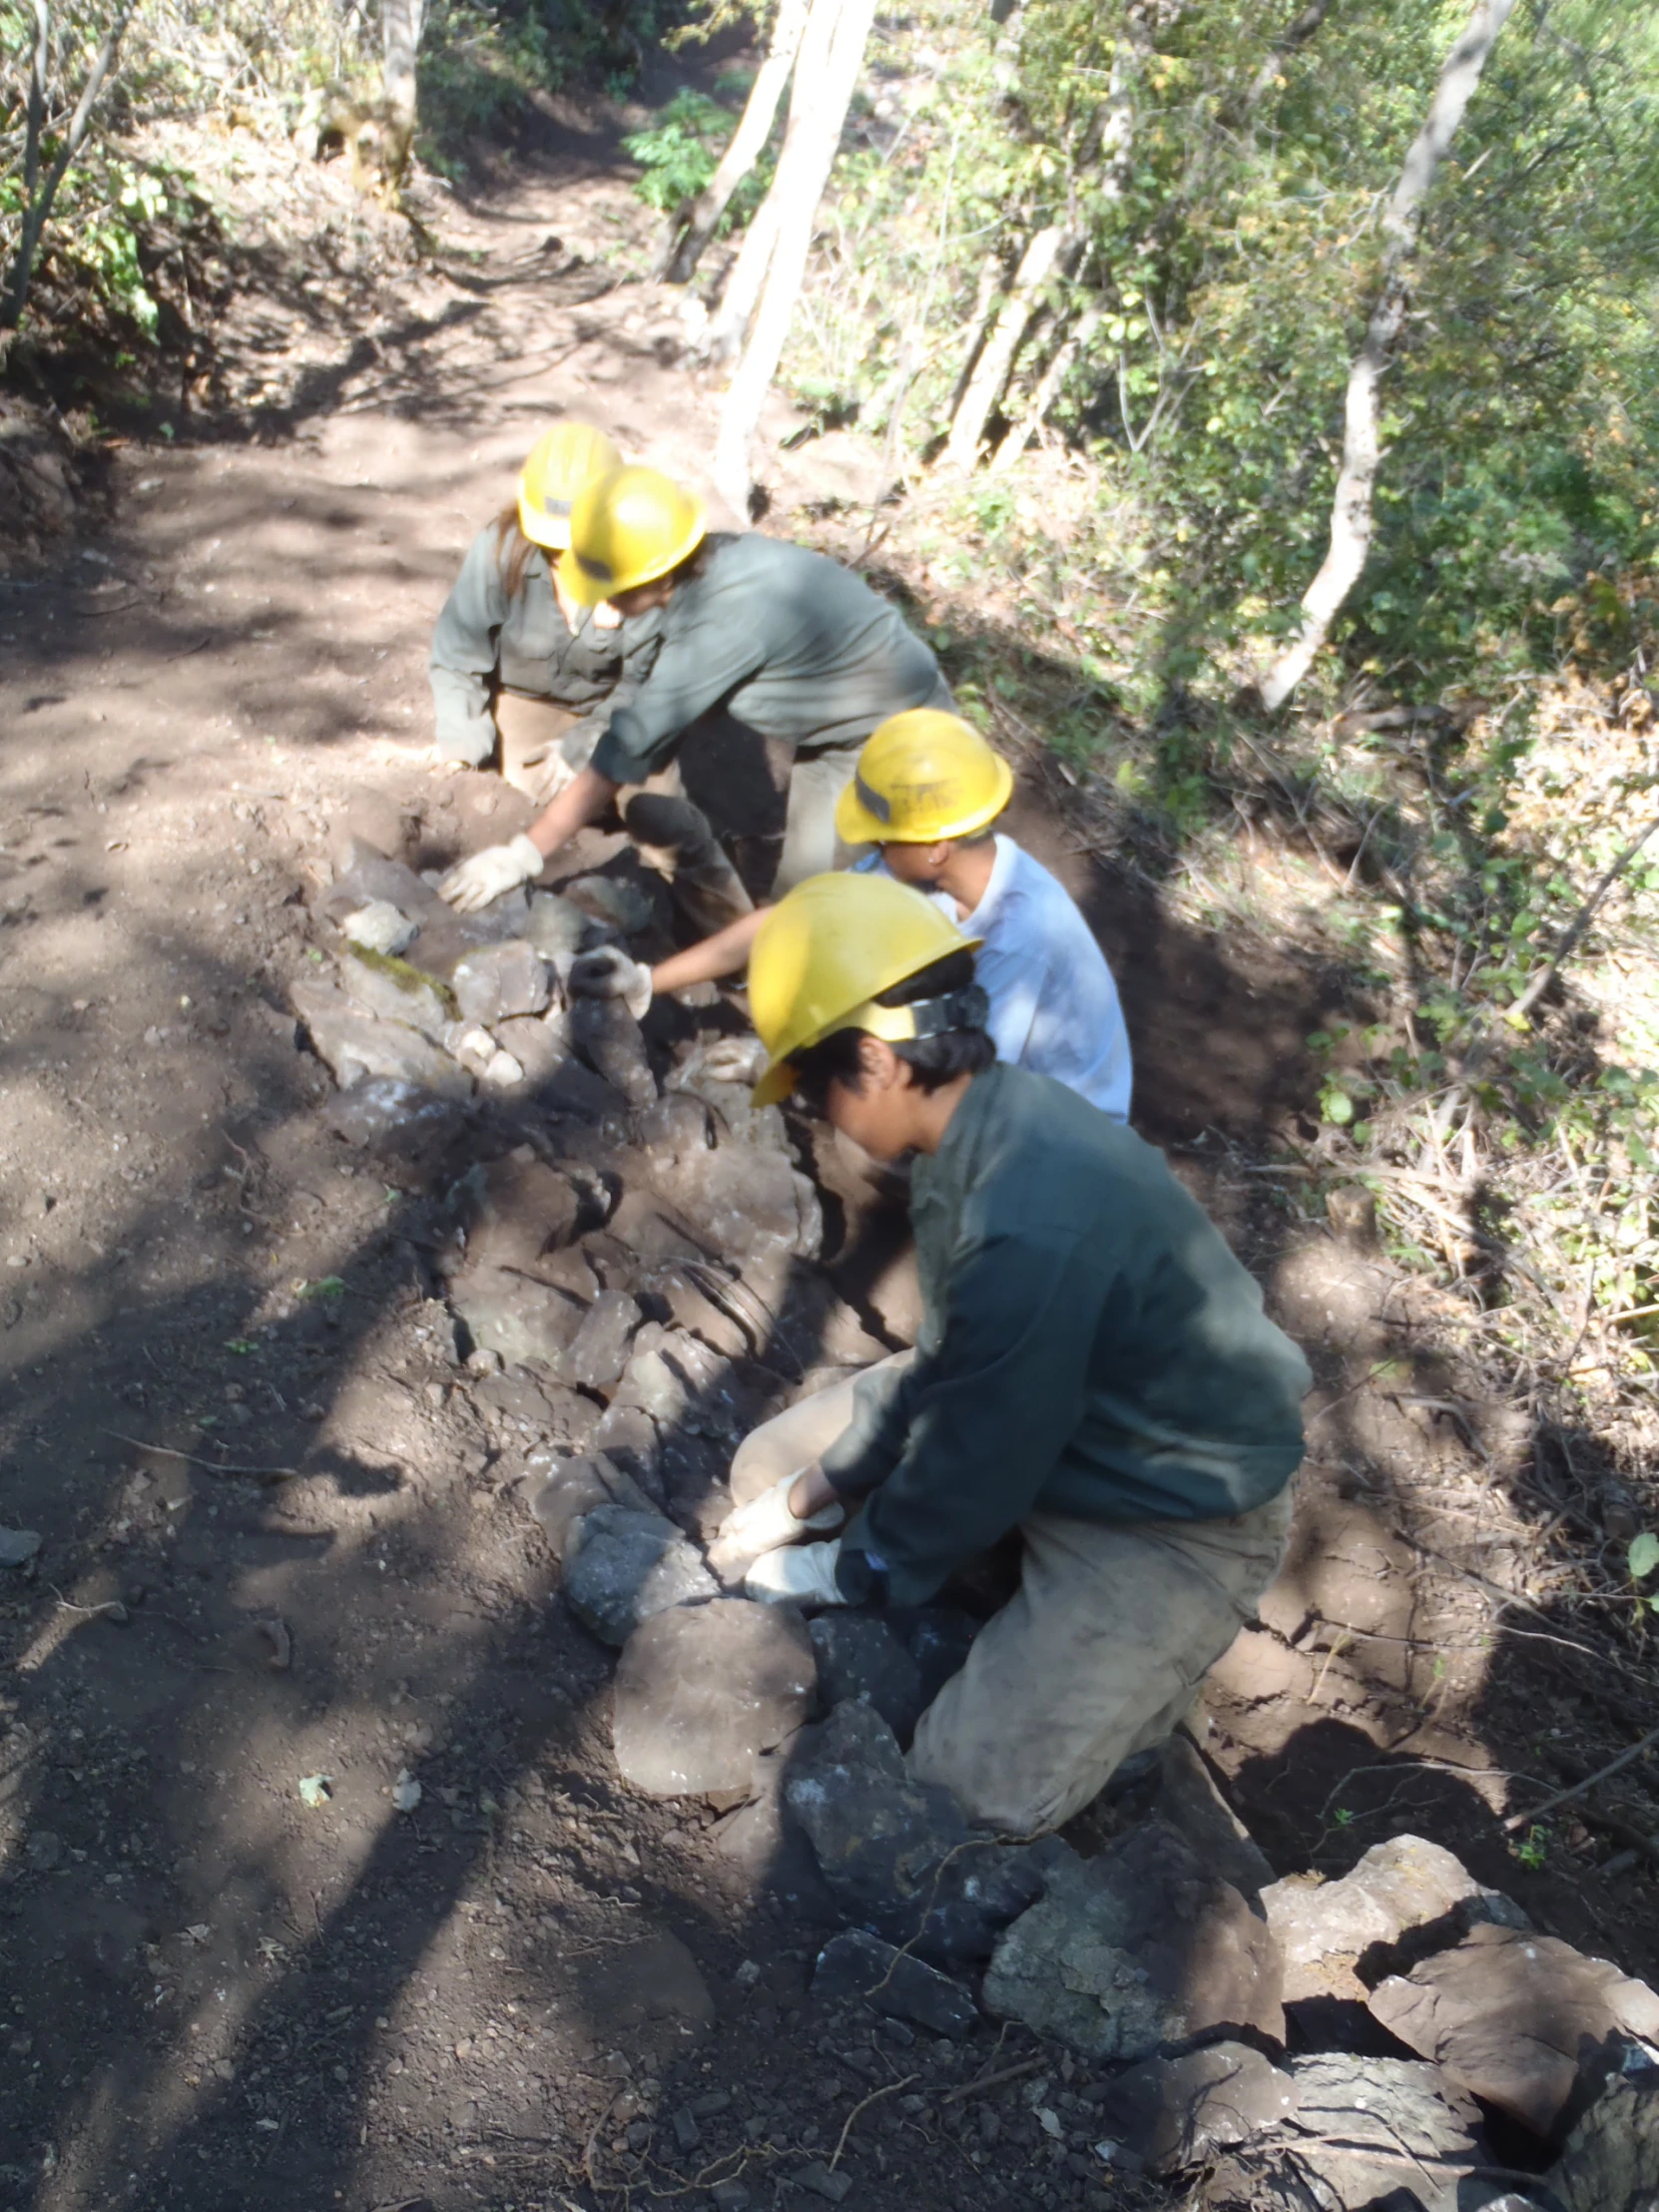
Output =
[
  {"x1": 289, "y1": 977, "x2": 472, "y2": 1100},
  {"x1": 589, "y1": 1398, "x2": 664, "y2": 1496},
  {"x1": 562, "y1": 1290, "x2": 644, "y2": 1390},
  {"x1": 612, "y1": 1598, "x2": 817, "y2": 1797},
  {"x1": 323, "y1": 837, "x2": 526, "y2": 978},
  {"x1": 1203, "y1": 2054, "x2": 1482, "y2": 2212},
  {"x1": 452, "y1": 939, "x2": 552, "y2": 1024},
  {"x1": 610, "y1": 1326, "x2": 743, "y2": 1440},
  {"x1": 982, "y1": 1820, "x2": 1285, "y2": 2061},
  {"x1": 1551, "y1": 2063, "x2": 1659, "y2": 2212},
  {"x1": 648, "y1": 1146, "x2": 823, "y2": 1265},
  {"x1": 1097, "y1": 2041, "x2": 1299, "y2": 2175},
  {"x1": 491, "y1": 1013, "x2": 570, "y2": 1089},
  {"x1": 523, "y1": 889, "x2": 593, "y2": 963},
  {"x1": 572, "y1": 995, "x2": 657, "y2": 1110},
  {"x1": 563, "y1": 1504, "x2": 717, "y2": 1647},
  {"x1": 812, "y1": 1930, "x2": 977, "y2": 2040},
  {"x1": 528, "y1": 1452, "x2": 658, "y2": 1560},
  {"x1": 452, "y1": 1149, "x2": 582, "y2": 1272},
  {"x1": 784, "y1": 1702, "x2": 1050, "y2": 1964},
  {"x1": 1158, "y1": 1736, "x2": 1275, "y2": 1909},
  {"x1": 1264, "y1": 1834, "x2": 1523, "y2": 2003},
  {"x1": 322, "y1": 1078, "x2": 467, "y2": 1185},
  {"x1": 337, "y1": 946, "x2": 454, "y2": 1040},
  {"x1": 1370, "y1": 1921, "x2": 1659, "y2": 2138},
  {"x1": 807, "y1": 1615, "x2": 925, "y2": 1745},
  {"x1": 449, "y1": 1269, "x2": 585, "y2": 1370}
]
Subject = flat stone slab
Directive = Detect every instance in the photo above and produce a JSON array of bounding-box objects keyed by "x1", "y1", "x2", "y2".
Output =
[
  {"x1": 812, "y1": 1930, "x2": 977, "y2": 2039},
  {"x1": 452, "y1": 938, "x2": 551, "y2": 1024},
  {"x1": 528, "y1": 1453, "x2": 657, "y2": 1561},
  {"x1": 1264, "y1": 1833, "x2": 1522, "y2": 2002},
  {"x1": 1097, "y1": 2041, "x2": 1298, "y2": 2175},
  {"x1": 612, "y1": 1597, "x2": 818, "y2": 1797},
  {"x1": 563, "y1": 1503, "x2": 717, "y2": 1647},
  {"x1": 1203, "y1": 2053, "x2": 1482, "y2": 2212},
  {"x1": 1551, "y1": 2064, "x2": 1659, "y2": 2212},
  {"x1": 1369, "y1": 1920, "x2": 1659, "y2": 2137},
  {"x1": 983, "y1": 1819, "x2": 1285, "y2": 2061},
  {"x1": 290, "y1": 977, "x2": 472, "y2": 1100}
]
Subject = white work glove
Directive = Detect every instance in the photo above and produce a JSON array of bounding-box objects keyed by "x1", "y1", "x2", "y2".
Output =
[
  {"x1": 708, "y1": 1473, "x2": 844, "y2": 1575},
  {"x1": 745, "y1": 1539, "x2": 846, "y2": 1609},
  {"x1": 569, "y1": 944, "x2": 654, "y2": 1021},
  {"x1": 438, "y1": 833, "x2": 543, "y2": 914}
]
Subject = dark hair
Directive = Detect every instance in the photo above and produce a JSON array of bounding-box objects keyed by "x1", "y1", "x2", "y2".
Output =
[
  {"x1": 492, "y1": 503, "x2": 541, "y2": 600},
  {"x1": 790, "y1": 947, "x2": 995, "y2": 1112}
]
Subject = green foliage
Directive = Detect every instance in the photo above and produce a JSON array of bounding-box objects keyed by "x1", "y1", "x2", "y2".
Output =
[
  {"x1": 1630, "y1": 1531, "x2": 1659, "y2": 1584},
  {"x1": 621, "y1": 87, "x2": 772, "y2": 230},
  {"x1": 785, "y1": 0, "x2": 1659, "y2": 707}
]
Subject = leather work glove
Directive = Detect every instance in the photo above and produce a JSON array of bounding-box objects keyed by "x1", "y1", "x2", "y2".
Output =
[
  {"x1": 708, "y1": 1473, "x2": 844, "y2": 1577},
  {"x1": 745, "y1": 1538, "x2": 846, "y2": 1610},
  {"x1": 569, "y1": 943, "x2": 654, "y2": 1021},
  {"x1": 437, "y1": 834, "x2": 544, "y2": 914}
]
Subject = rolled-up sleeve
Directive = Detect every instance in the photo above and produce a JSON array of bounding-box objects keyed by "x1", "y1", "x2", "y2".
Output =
[
  {"x1": 590, "y1": 596, "x2": 767, "y2": 783},
  {"x1": 837, "y1": 1232, "x2": 1106, "y2": 1606},
  {"x1": 429, "y1": 530, "x2": 507, "y2": 764}
]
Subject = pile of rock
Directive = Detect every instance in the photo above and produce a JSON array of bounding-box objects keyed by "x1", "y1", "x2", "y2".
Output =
[{"x1": 292, "y1": 834, "x2": 1659, "y2": 2212}]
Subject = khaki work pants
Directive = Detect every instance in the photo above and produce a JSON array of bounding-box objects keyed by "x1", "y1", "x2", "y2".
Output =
[
  {"x1": 728, "y1": 1359, "x2": 1295, "y2": 1836},
  {"x1": 493, "y1": 693, "x2": 687, "y2": 810}
]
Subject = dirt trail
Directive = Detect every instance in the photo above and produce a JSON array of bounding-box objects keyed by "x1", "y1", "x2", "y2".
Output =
[{"x1": 1, "y1": 104, "x2": 1655, "y2": 2212}]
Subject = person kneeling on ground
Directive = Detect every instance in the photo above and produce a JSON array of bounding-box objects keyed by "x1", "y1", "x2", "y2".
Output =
[
  {"x1": 426, "y1": 421, "x2": 662, "y2": 800},
  {"x1": 570, "y1": 709, "x2": 1134, "y2": 1120},
  {"x1": 713, "y1": 870, "x2": 1310, "y2": 1836}
]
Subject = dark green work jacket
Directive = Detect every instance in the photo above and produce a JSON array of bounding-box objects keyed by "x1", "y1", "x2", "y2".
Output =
[
  {"x1": 589, "y1": 533, "x2": 944, "y2": 785},
  {"x1": 428, "y1": 524, "x2": 661, "y2": 764},
  {"x1": 822, "y1": 1063, "x2": 1312, "y2": 1607}
]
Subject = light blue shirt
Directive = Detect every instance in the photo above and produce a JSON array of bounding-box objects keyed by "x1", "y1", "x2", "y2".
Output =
[{"x1": 856, "y1": 835, "x2": 1133, "y2": 1120}]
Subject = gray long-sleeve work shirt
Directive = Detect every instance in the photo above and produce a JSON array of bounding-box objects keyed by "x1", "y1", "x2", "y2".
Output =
[
  {"x1": 589, "y1": 533, "x2": 944, "y2": 785},
  {"x1": 428, "y1": 524, "x2": 662, "y2": 764},
  {"x1": 823, "y1": 1064, "x2": 1312, "y2": 1608}
]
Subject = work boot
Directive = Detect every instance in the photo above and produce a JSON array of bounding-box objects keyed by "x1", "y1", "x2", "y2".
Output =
[{"x1": 623, "y1": 793, "x2": 755, "y2": 935}]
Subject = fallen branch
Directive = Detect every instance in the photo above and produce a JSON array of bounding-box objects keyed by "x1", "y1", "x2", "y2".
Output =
[
  {"x1": 941, "y1": 2055, "x2": 1047, "y2": 2104},
  {"x1": 1501, "y1": 1718, "x2": 1659, "y2": 1832},
  {"x1": 101, "y1": 1429, "x2": 303, "y2": 1481}
]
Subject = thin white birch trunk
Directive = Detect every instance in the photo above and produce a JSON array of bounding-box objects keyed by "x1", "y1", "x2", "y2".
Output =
[
  {"x1": 382, "y1": 0, "x2": 424, "y2": 132},
  {"x1": 1258, "y1": 0, "x2": 1519, "y2": 712},
  {"x1": 652, "y1": 0, "x2": 811, "y2": 285},
  {"x1": 712, "y1": 0, "x2": 877, "y2": 515},
  {"x1": 988, "y1": 304, "x2": 1102, "y2": 472},
  {"x1": 939, "y1": 222, "x2": 1071, "y2": 472},
  {"x1": 4, "y1": 0, "x2": 136, "y2": 329}
]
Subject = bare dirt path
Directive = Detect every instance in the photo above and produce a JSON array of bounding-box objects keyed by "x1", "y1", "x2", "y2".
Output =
[{"x1": 2, "y1": 102, "x2": 1656, "y2": 2212}]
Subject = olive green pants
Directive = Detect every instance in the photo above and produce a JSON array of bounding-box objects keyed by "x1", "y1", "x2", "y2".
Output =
[{"x1": 729, "y1": 1362, "x2": 1295, "y2": 1835}]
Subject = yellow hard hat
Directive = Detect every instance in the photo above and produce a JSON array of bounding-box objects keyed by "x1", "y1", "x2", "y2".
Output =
[
  {"x1": 558, "y1": 463, "x2": 707, "y2": 607},
  {"x1": 834, "y1": 709, "x2": 1015, "y2": 845},
  {"x1": 517, "y1": 422, "x2": 623, "y2": 550},
  {"x1": 749, "y1": 871, "x2": 981, "y2": 1107}
]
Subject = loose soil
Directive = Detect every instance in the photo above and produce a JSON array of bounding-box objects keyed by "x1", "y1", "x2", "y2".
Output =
[{"x1": 2, "y1": 82, "x2": 1657, "y2": 2212}]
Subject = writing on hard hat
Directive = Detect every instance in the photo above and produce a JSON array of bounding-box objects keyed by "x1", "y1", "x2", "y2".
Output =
[
  {"x1": 748, "y1": 871, "x2": 982, "y2": 1106},
  {"x1": 558, "y1": 464, "x2": 707, "y2": 607},
  {"x1": 834, "y1": 709, "x2": 1015, "y2": 846},
  {"x1": 517, "y1": 423, "x2": 622, "y2": 550}
]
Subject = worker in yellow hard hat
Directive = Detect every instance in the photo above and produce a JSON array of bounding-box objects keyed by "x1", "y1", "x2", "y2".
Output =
[
  {"x1": 436, "y1": 462, "x2": 954, "y2": 916},
  {"x1": 567, "y1": 709, "x2": 1134, "y2": 1119},
  {"x1": 705, "y1": 869, "x2": 1309, "y2": 1836},
  {"x1": 426, "y1": 422, "x2": 664, "y2": 809}
]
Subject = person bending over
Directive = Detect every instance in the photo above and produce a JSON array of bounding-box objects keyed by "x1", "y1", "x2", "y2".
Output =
[
  {"x1": 427, "y1": 422, "x2": 661, "y2": 801},
  {"x1": 436, "y1": 464, "x2": 952, "y2": 914},
  {"x1": 712, "y1": 870, "x2": 1309, "y2": 1835},
  {"x1": 572, "y1": 710, "x2": 1134, "y2": 1120}
]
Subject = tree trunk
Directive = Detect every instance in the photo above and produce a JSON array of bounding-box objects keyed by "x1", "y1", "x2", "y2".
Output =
[
  {"x1": 712, "y1": 0, "x2": 877, "y2": 516},
  {"x1": 1257, "y1": 0, "x2": 1519, "y2": 712},
  {"x1": 3, "y1": 0, "x2": 135, "y2": 330},
  {"x1": 653, "y1": 0, "x2": 810, "y2": 285},
  {"x1": 940, "y1": 222, "x2": 1072, "y2": 473},
  {"x1": 988, "y1": 304, "x2": 1101, "y2": 472},
  {"x1": 382, "y1": 0, "x2": 424, "y2": 133}
]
